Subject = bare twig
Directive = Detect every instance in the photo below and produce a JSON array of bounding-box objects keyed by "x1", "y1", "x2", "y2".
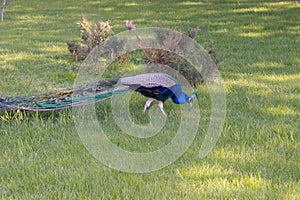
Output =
[{"x1": 1, "y1": 0, "x2": 12, "y2": 21}]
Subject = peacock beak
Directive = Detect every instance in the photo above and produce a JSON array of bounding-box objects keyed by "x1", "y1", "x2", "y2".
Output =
[
  {"x1": 188, "y1": 97, "x2": 193, "y2": 106},
  {"x1": 188, "y1": 92, "x2": 198, "y2": 106}
]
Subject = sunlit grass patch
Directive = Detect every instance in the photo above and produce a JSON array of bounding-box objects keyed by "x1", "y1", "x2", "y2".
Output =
[
  {"x1": 257, "y1": 74, "x2": 300, "y2": 83},
  {"x1": 261, "y1": 1, "x2": 300, "y2": 8},
  {"x1": 249, "y1": 61, "x2": 285, "y2": 69},
  {"x1": 178, "y1": 1, "x2": 204, "y2": 6},
  {"x1": 238, "y1": 31, "x2": 271, "y2": 38},
  {"x1": 124, "y1": 2, "x2": 139, "y2": 7},
  {"x1": 233, "y1": 7, "x2": 269, "y2": 13},
  {"x1": 265, "y1": 105, "x2": 298, "y2": 116}
]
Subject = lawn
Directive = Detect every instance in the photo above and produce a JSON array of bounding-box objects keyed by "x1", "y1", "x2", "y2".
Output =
[{"x1": 1, "y1": 0, "x2": 300, "y2": 199}]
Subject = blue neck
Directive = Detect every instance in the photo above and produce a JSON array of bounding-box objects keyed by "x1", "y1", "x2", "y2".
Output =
[
  {"x1": 171, "y1": 93, "x2": 188, "y2": 104},
  {"x1": 167, "y1": 84, "x2": 189, "y2": 104}
]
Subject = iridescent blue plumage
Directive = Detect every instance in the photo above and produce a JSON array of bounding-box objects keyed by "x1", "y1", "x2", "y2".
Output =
[{"x1": 0, "y1": 73, "x2": 198, "y2": 115}]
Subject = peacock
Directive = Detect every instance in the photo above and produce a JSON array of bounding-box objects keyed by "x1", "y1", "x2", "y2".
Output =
[{"x1": 0, "y1": 73, "x2": 198, "y2": 115}]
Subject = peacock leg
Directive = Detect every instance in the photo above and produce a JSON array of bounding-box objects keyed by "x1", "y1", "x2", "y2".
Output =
[
  {"x1": 158, "y1": 101, "x2": 167, "y2": 116},
  {"x1": 143, "y1": 98, "x2": 155, "y2": 113}
]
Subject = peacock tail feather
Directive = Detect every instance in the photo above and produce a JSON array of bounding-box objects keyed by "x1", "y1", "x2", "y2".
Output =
[{"x1": 0, "y1": 77, "x2": 128, "y2": 111}]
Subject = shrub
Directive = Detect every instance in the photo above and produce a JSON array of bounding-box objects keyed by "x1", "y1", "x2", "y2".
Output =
[
  {"x1": 67, "y1": 16, "x2": 113, "y2": 61},
  {"x1": 67, "y1": 17, "x2": 218, "y2": 86},
  {"x1": 140, "y1": 27, "x2": 218, "y2": 86}
]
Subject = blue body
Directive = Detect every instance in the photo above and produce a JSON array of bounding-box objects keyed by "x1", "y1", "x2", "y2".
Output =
[{"x1": 136, "y1": 84, "x2": 189, "y2": 104}]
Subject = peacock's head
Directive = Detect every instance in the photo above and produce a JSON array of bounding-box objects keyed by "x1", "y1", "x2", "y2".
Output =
[
  {"x1": 187, "y1": 92, "x2": 199, "y2": 106},
  {"x1": 172, "y1": 92, "x2": 199, "y2": 105}
]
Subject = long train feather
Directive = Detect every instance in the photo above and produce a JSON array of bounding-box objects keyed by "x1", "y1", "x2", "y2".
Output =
[{"x1": 0, "y1": 77, "x2": 128, "y2": 111}]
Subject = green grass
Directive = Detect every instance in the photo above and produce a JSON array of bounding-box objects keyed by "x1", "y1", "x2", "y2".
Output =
[{"x1": 1, "y1": 0, "x2": 300, "y2": 199}]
